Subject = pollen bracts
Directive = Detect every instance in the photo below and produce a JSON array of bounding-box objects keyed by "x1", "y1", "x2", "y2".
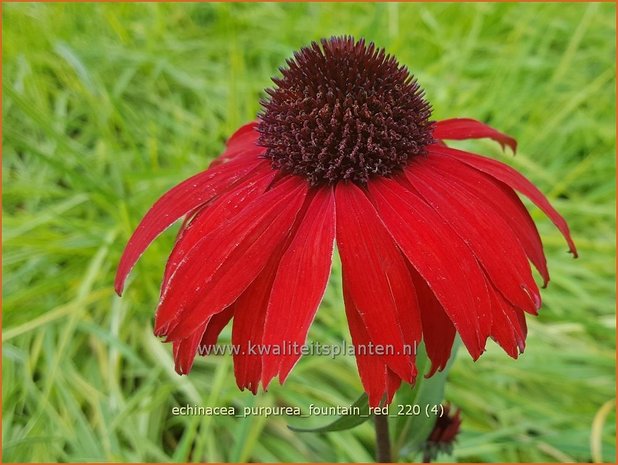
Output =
[{"x1": 115, "y1": 36, "x2": 577, "y2": 407}]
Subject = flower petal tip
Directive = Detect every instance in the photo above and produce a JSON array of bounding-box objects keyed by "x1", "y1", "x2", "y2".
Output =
[
  {"x1": 114, "y1": 271, "x2": 128, "y2": 296},
  {"x1": 470, "y1": 346, "x2": 486, "y2": 362},
  {"x1": 174, "y1": 366, "x2": 189, "y2": 376},
  {"x1": 424, "y1": 364, "x2": 445, "y2": 379},
  {"x1": 260, "y1": 376, "x2": 274, "y2": 392},
  {"x1": 154, "y1": 321, "x2": 175, "y2": 339}
]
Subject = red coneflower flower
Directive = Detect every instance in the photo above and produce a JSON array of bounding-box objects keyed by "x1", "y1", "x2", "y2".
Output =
[{"x1": 115, "y1": 36, "x2": 577, "y2": 407}]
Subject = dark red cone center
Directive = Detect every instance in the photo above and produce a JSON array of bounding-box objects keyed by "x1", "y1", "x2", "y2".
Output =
[{"x1": 257, "y1": 36, "x2": 434, "y2": 185}]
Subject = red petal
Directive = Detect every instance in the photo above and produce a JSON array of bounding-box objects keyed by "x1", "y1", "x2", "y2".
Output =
[
  {"x1": 428, "y1": 147, "x2": 549, "y2": 286},
  {"x1": 156, "y1": 176, "x2": 308, "y2": 340},
  {"x1": 261, "y1": 187, "x2": 336, "y2": 387},
  {"x1": 232, "y1": 254, "x2": 281, "y2": 394},
  {"x1": 336, "y1": 183, "x2": 420, "y2": 383},
  {"x1": 343, "y1": 285, "x2": 389, "y2": 407},
  {"x1": 439, "y1": 145, "x2": 578, "y2": 257},
  {"x1": 200, "y1": 305, "x2": 235, "y2": 349},
  {"x1": 173, "y1": 303, "x2": 235, "y2": 375},
  {"x1": 162, "y1": 167, "x2": 276, "y2": 290},
  {"x1": 367, "y1": 177, "x2": 488, "y2": 359},
  {"x1": 226, "y1": 121, "x2": 258, "y2": 150},
  {"x1": 386, "y1": 369, "x2": 402, "y2": 404},
  {"x1": 210, "y1": 121, "x2": 263, "y2": 167},
  {"x1": 408, "y1": 264, "x2": 456, "y2": 378},
  {"x1": 406, "y1": 160, "x2": 541, "y2": 314},
  {"x1": 433, "y1": 118, "x2": 517, "y2": 152},
  {"x1": 173, "y1": 325, "x2": 207, "y2": 375},
  {"x1": 174, "y1": 211, "x2": 198, "y2": 243},
  {"x1": 487, "y1": 284, "x2": 527, "y2": 357},
  {"x1": 115, "y1": 157, "x2": 266, "y2": 295},
  {"x1": 233, "y1": 187, "x2": 316, "y2": 393}
]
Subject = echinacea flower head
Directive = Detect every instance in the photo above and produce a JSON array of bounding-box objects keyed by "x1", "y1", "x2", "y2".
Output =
[
  {"x1": 115, "y1": 36, "x2": 577, "y2": 407},
  {"x1": 422, "y1": 405, "x2": 462, "y2": 461}
]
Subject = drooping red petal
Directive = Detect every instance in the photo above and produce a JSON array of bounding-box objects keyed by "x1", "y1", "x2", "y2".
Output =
[
  {"x1": 232, "y1": 254, "x2": 282, "y2": 394},
  {"x1": 156, "y1": 176, "x2": 308, "y2": 340},
  {"x1": 342, "y1": 284, "x2": 389, "y2": 407},
  {"x1": 161, "y1": 167, "x2": 276, "y2": 290},
  {"x1": 407, "y1": 264, "x2": 456, "y2": 378},
  {"x1": 173, "y1": 325, "x2": 207, "y2": 375},
  {"x1": 226, "y1": 121, "x2": 258, "y2": 150},
  {"x1": 367, "y1": 177, "x2": 488, "y2": 359},
  {"x1": 210, "y1": 121, "x2": 263, "y2": 167},
  {"x1": 427, "y1": 147, "x2": 549, "y2": 286},
  {"x1": 386, "y1": 368, "x2": 402, "y2": 404},
  {"x1": 433, "y1": 118, "x2": 517, "y2": 152},
  {"x1": 406, "y1": 160, "x2": 541, "y2": 314},
  {"x1": 200, "y1": 305, "x2": 235, "y2": 349},
  {"x1": 233, "y1": 189, "x2": 317, "y2": 393},
  {"x1": 487, "y1": 282, "x2": 527, "y2": 357},
  {"x1": 261, "y1": 187, "x2": 336, "y2": 387},
  {"x1": 438, "y1": 145, "x2": 578, "y2": 257},
  {"x1": 173, "y1": 304, "x2": 235, "y2": 375},
  {"x1": 336, "y1": 183, "x2": 420, "y2": 383},
  {"x1": 115, "y1": 157, "x2": 266, "y2": 295}
]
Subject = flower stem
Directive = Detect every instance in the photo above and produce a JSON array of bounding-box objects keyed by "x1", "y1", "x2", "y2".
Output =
[{"x1": 374, "y1": 414, "x2": 392, "y2": 463}]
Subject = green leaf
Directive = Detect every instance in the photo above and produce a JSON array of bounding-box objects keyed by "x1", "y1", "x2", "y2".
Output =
[
  {"x1": 392, "y1": 339, "x2": 460, "y2": 460},
  {"x1": 288, "y1": 393, "x2": 371, "y2": 433}
]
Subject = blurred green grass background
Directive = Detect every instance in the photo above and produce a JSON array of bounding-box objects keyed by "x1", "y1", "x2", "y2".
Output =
[{"x1": 2, "y1": 2, "x2": 616, "y2": 463}]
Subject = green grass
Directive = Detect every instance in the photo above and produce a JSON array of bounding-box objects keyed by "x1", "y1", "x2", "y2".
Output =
[{"x1": 2, "y1": 2, "x2": 616, "y2": 463}]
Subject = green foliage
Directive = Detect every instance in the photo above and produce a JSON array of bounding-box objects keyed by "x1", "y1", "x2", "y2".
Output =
[
  {"x1": 3, "y1": 2, "x2": 615, "y2": 463},
  {"x1": 288, "y1": 393, "x2": 371, "y2": 433},
  {"x1": 392, "y1": 342, "x2": 459, "y2": 461}
]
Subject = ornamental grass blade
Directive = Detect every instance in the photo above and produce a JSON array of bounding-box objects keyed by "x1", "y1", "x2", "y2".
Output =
[{"x1": 287, "y1": 393, "x2": 370, "y2": 433}]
